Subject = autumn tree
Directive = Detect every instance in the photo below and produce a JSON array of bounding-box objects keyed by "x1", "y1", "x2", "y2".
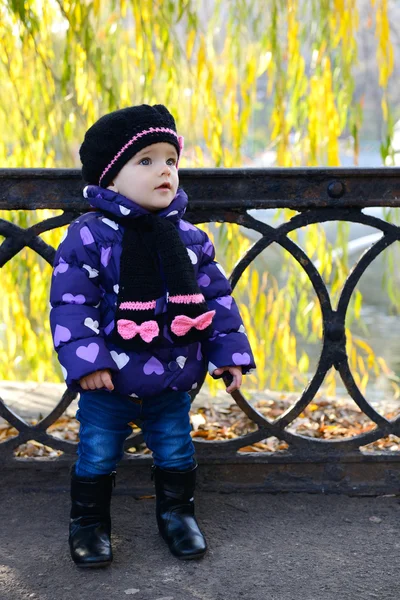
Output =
[{"x1": 0, "y1": 0, "x2": 395, "y2": 394}]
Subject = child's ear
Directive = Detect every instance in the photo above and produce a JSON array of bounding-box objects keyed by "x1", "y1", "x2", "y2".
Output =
[{"x1": 107, "y1": 182, "x2": 118, "y2": 192}]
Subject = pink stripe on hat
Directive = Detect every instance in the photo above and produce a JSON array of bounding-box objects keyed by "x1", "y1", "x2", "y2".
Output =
[{"x1": 99, "y1": 127, "x2": 179, "y2": 185}]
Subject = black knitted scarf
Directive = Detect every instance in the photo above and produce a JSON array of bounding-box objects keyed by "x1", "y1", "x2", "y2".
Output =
[{"x1": 110, "y1": 214, "x2": 215, "y2": 350}]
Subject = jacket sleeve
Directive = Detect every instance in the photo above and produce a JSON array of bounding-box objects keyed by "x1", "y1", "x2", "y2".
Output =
[
  {"x1": 197, "y1": 231, "x2": 256, "y2": 376},
  {"x1": 49, "y1": 220, "x2": 117, "y2": 389}
]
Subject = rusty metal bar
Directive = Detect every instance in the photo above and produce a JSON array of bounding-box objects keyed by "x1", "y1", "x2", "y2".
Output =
[{"x1": 2, "y1": 167, "x2": 400, "y2": 209}]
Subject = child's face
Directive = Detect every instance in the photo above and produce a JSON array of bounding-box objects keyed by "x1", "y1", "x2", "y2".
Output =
[{"x1": 109, "y1": 142, "x2": 179, "y2": 212}]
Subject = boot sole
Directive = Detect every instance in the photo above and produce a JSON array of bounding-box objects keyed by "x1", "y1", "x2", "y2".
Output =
[
  {"x1": 159, "y1": 531, "x2": 207, "y2": 560},
  {"x1": 177, "y1": 551, "x2": 206, "y2": 560},
  {"x1": 74, "y1": 560, "x2": 112, "y2": 568}
]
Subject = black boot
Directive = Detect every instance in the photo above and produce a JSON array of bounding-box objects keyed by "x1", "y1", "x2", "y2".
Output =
[
  {"x1": 152, "y1": 464, "x2": 207, "y2": 560},
  {"x1": 69, "y1": 468, "x2": 115, "y2": 568}
]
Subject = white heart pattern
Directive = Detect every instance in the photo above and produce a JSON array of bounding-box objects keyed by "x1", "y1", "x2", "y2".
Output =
[
  {"x1": 113, "y1": 284, "x2": 119, "y2": 294},
  {"x1": 166, "y1": 210, "x2": 178, "y2": 217},
  {"x1": 208, "y1": 361, "x2": 218, "y2": 375},
  {"x1": 83, "y1": 264, "x2": 99, "y2": 278},
  {"x1": 60, "y1": 365, "x2": 68, "y2": 380},
  {"x1": 130, "y1": 393, "x2": 139, "y2": 398},
  {"x1": 102, "y1": 218, "x2": 119, "y2": 230},
  {"x1": 187, "y1": 248, "x2": 197, "y2": 264},
  {"x1": 176, "y1": 356, "x2": 187, "y2": 369},
  {"x1": 238, "y1": 325, "x2": 246, "y2": 333},
  {"x1": 84, "y1": 317, "x2": 100, "y2": 334},
  {"x1": 111, "y1": 350, "x2": 130, "y2": 369},
  {"x1": 119, "y1": 205, "x2": 131, "y2": 215}
]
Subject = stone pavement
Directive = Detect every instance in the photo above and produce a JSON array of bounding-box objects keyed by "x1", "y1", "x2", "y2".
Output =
[
  {"x1": 1, "y1": 470, "x2": 399, "y2": 600},
  {"x1": 2, "y1": 382, "x2": 400, "y2": 599}
]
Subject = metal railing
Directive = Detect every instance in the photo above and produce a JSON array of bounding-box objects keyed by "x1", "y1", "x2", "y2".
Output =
[{"x1": 1, "y1": 167, "x2": 400, "y2": 493}]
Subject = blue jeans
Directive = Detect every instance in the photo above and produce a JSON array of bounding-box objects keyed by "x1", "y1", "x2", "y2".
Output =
[{"x1": 75, "y1": 389, "x2": 195, "y2": 477}]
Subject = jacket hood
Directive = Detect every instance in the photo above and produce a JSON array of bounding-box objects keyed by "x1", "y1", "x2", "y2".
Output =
[{"x1": 82, "y1": 185, "x2": 188, "y2": 223}]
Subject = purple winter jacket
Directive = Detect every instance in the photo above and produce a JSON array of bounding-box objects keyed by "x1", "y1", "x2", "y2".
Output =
[{"x1": 49, "y1": 186, "x2": 256, "y2": 398}]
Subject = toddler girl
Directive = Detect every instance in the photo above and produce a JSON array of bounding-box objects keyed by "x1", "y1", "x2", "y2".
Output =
[{"x1": 50, "y1": 104, "x2": 255, "y2": 567}]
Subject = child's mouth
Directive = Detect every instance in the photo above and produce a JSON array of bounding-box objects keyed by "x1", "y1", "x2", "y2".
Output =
[{"x1": 156, "y1": 182, "x2": 171, "y2": 190}]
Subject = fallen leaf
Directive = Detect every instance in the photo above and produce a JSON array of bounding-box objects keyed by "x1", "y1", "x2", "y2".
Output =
[{"x1": 369, "y1": 516, "x2": 382, "y2": 523}]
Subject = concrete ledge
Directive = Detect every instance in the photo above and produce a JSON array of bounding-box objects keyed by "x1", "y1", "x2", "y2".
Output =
[
  {"x1": 3, "y1": 455, "x2": 400, "y2": 496},
  {"x1": 1, "y1": 470, "x2": 400, "y2": 600}
]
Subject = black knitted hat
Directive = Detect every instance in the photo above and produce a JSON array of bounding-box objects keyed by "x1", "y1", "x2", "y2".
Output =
[{"x1": 79, "y1": 104, "x2": 181, "y2": 187}]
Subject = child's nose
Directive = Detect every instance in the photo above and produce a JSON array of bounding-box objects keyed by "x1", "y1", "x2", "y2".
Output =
[{"x1": 160, "y1": 163, "x2": 171, "y2": 175}]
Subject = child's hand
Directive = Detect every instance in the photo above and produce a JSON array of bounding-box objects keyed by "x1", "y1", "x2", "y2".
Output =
[
  {"x1": 212, "y1": 366, "x2": 242, "y2": 393},
  {"x1": 79, "y1": 369, "x2": 114, "y2": 391}
]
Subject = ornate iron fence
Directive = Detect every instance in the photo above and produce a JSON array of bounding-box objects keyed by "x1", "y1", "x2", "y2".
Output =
[{"x1": 1, "y1": 167, "x2": 400, "y2": 493}]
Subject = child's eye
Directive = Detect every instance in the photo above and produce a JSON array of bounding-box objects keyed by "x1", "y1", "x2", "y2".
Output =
[
  {"x1": 167, "y1": 158, "x2": 177, "y2": 166},
  {"x1": 139, "y1": 158, "x2": 151, "y2": 165}
]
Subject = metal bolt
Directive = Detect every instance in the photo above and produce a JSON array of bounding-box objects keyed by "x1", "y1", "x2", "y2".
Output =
[{"x1": 327, "y1": 180, "x2": 345, "y2": 198}]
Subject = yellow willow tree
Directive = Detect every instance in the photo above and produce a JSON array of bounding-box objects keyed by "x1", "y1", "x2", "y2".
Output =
[{"x1": 0, "y1": 0, "x2": 395, "y2": 395}]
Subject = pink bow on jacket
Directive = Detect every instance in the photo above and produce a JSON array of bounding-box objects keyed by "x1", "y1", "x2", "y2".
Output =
[
  {"x1": 171, "y1": 310, "x2": 215, "y2": 337},
  {"x1": 117, "y1": 319, "x2": 159, "y2": 343}
]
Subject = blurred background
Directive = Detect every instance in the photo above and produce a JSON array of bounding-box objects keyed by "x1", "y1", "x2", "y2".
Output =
[{"x1": 1, "y1": 0, "x2": 399, "y2": 421}]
